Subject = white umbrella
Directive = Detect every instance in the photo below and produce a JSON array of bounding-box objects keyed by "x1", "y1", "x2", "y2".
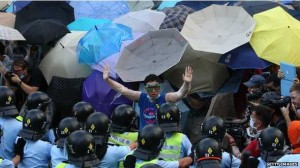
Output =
[
  {"x1": 0, "y1": 12, "x2": 15, "y2": 28},
  {"x1": 113, "y1": 9, "x2": 166, "y2": 33},
  {"x1": 0, "y1": 25, "x2": 25, "y2": 41},
  {"x1": 39, "y1": 31, "x2": 92, "y2": 84},
  {"x1": 0, "y1": 0, "x2": 11, "y2": 11},
  {"x1": 181, "y1": 5, "x2": 255, "y2": 54}
]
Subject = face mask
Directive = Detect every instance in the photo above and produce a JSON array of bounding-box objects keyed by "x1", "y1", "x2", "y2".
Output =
[{"x1": 249, "y1": 117, "x2": 257, "y2": 129}]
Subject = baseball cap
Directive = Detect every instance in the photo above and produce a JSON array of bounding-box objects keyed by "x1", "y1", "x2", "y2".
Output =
[{"x1": 243, "y1": 75, "x2": 266, "y2": 88}]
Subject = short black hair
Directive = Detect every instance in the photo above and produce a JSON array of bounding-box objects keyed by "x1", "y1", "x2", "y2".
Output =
[
  {"x1": 0, "y1": 42, "x2": 4, "y2": 56},
  {"x1": 266, "y1": 73, "x2": 280, "y2": 87},
  {"x1": 144, "y1": 74, "x2": 162, "y2": 84},
  {"x1": 253, "y1": 104, "x2": 272, "y2": 128},
  {"x1": 13, "y1": 59, "x2": 28, "y2": 69}
]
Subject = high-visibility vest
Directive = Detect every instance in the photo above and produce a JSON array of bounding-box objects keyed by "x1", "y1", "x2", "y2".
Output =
[
  {"x1": 0, "y1": 158, "x2": 2, "y2": 164},
  {"x1": 16, "y1": 115, "x2": 23, "y2": 122},
  {"x1": 56, "y1": 162, "x2": 68, "y2": 168},
  {"x1": 135, "y1": 158, "x2": 159, "y2": 168},
  {"x1": 158, "y1": 132, "x2": 183, "y2": 161},
  {"x1": 109, "y1": 132, "x2": 138, "y2": 146}
]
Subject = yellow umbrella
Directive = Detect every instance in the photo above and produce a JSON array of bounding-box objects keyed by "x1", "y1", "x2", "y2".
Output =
[{"x1": 250, "y1": 7, "x2": 300, "y2": 66}]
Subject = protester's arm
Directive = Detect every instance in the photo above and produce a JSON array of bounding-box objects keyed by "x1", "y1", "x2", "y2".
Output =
[
  {"x1": 103, "y1": 65, "x2": 141, "y2": 101},
  {"x1": 178, "y1": 156, "x2": 193, "y2": 168},
  {"x1": 225, "y1": 133, "x2": 241, "y2": 159},
  {"x1": 166, "y1": 66, "x2": 192, "y2": 103},
  {"x1": 11, "y1": 74, "x2": 39, "y2": 94}
]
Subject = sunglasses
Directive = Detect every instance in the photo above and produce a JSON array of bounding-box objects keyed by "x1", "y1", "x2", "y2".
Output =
[{"x1": 145, "y1": 84, "x2": 160, "y2": 92}]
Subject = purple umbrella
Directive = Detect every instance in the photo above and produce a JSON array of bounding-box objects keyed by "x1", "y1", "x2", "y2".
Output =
[{"x1": 82, "y1": 70, "x2": 133, "y2": 117}]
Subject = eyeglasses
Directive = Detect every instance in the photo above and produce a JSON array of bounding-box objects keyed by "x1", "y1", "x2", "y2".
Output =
[
  {"x1": 145, "y1": 84, "x2": 160, "y2": 92},
  {"x1": 12, "y1": 69, "x2": 24, "y2": 73}
]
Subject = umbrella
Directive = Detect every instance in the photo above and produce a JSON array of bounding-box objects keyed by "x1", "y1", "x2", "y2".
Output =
[
  {"x1": 9, "y1": 1, "x2": 30, "y2": 13},
  {"x1": 77, "y1": 23, "x2": 133, "y2": 65},
  {"x1": 217, "y1": 70, "x2": 244, "y2": 93},
  {"x1": 0, "y1": 25, "x2": 25, "y2": 41},
  {"x1": 0, "y1": 12, "x2": 15, "y2": 28},
  {"x1": 237, "y1": 1, "x2": 289, "y2": 16},
  {"x1": 91, "y1": 32, "x2": 144, "y2": 79},
  {"x1": 82, "y1": 70, "x2": 134, "y2": 117},
  {"x1": 113, "y1": 9, "x2": 166, "y2": 33},
  {"x1": 163, "y1": 50, "x2": 229, "y2": 93},
  {"x1": 15, "y1": 1, "x2": 74, "y2": 30},
  {"x1": 219, "y1": 43, "x2": 271, "y2": 70},
  {"x1": 158, "y1": 0, "x2": 180, "y2": 10},
  {"x1": 39, "y1": 31, "x2": 92, "y2": 84},
  {"x1": 181, "y1": 5, "x2": 255, "y2": 54},
  {"x1": 175, "y1": 1, "x2": 235, "y2": 11},
  {"x1": 128, "y1": 1, "x2": 154, "y2": 11},
  {"x1": 115, "y1": 28, "x2": 188, "y2": 82},
  {"x1": 67, "y1": 18, "x2": 111, "y2": 31},
  {"x1": 250, "y1": 7, "x2": 300, "y2": 66},
  {"x1": 159, "y1": 5, "x2": 195, "y2": 31},
  {"x1": 18, "y1": 19, "x2": 70, "y2": 45},
  {"x1": 70, "y1": 1, "x2": 129, "y2": 20}
]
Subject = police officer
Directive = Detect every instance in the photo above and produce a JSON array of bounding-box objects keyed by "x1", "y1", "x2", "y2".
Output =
[
  {"x1": 201, "y1": 116, "x2": 241, "y2": 168},
  {"x1": 124, "y1": 124, "x2": 193, "y2": 168},
  {"x1": 0, "y1": 86, "x2": 22, "y2": 160},
  {"x1": 72, "y1": 101, "x2": 95, "y2": 129},
  {"x1": 51, "y1": 117, "x2": 81, "y2": 168},
  {"x1": 156, "y1": 102, "x2": 192, "y2": 160},
  {"x1": 85, "y1": 112, "x2": 134, "y2": 168},
  {"x1": 13, "y1": 109, "x2": 51, "y2": 168},
  {"x1": 257, "y1": 127, "x2": 286, "y2": 168},
  {"x1": 18, "y1": 91, "x2": 55, "y2": 144},
  {"x1": 194, "y1": 138, "x2": 222, "y2": 168},
  {"x1": 56, "y1": 130, "x2": 100, "y2": 168},
  {"x1": 109, "y1": 104, "x2": 138, "y2": 146}
]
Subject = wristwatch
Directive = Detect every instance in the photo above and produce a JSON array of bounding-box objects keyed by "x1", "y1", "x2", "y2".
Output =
[{"x1": 18, "y1": 81, "x2": 22, "y2": 86}]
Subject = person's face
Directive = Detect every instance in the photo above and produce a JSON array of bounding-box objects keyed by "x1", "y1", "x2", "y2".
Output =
[
  {"x1": 144, "y1": 81, "x2": 160, "y2": 100},
  {"x1": 247, "y1": 86, "x2": 260, "y2": 93},
  {"x1": 12, "y1": 65, "x2": 27, "y2": 77},
  {"x1": 250, "y1": 111, "x2": 262, "y2": 129},
  {"x1": 290, "y1": 91, "x2": 300, "y2": 109}
]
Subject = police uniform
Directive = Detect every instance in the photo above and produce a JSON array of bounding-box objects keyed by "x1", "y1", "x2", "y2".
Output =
[
  {"x1": 159, "y1": 132, "x2": 192, "y2": 160},
  {"x1": 18, "y1": 139, "x2": 52, "y2": 168},
  {"x1": 0, "y1": 117, "x2": 22, "y2": 159},
  {"x1": 98, "y1": 145, "x2": 131, "y2": 168},
  {"x1": 0, "y1": 157, "x2": 14, "y2": 168},
  {"x1": 109, "y1": 132, "x2": 138, "y2": 146},
  {"x1": 221, "y1": 151, "x2": 241, "y2": 168},
  {"x1": 51, "y1": 145, "x2": 68, "y2": 168}
]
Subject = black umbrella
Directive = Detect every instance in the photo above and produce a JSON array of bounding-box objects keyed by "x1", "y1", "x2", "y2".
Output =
[
  {"x1": 15, "y1": 1, "x2": 74, "y2": 30},
  {"x1": 238, "y1": 1, "x2": 289, "y2": 16},
  {"x1": 18, "y1": 19, "x2": 70, "y2": 45}
]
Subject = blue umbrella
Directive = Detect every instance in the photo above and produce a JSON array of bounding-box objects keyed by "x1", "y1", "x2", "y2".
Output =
[
  {"x1": 219, "y1": 43, "x2": 271, "y2": 70},
  {"x1": 70, "y1": 1, "x2": 129, "y2": 20},
  {"x1": 175, "y1": 1, "x2": 235, "y2": 11},
  {"x1": 82, "y1": 70, "x2": 133, "y2": 117},
  {"x1": 77, "y1": 23, "x2": 133, "y2": 64},
  {"x1": 67, "y1": 18, "x2": 111, "y2": 31},
  {"x1": 6, "y1": 1, "x2": 30, "y2": 13}
]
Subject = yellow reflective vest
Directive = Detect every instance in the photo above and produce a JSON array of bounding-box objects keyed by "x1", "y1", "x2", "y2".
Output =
[{"x1": 158, "y1": 132, "x2": 183, "y2": 161}]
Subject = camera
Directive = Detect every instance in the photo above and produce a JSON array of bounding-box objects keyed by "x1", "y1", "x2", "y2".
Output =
[
  {"x1": 246, "y1": 89, "x2": 263, "y2": 101},
  {"x1": 271, "y1": 96, "x2": 291, "y2": 108},
  {"x1": 4, "y1": 71, "x2": 14, "y2": 79},
  {"x1": 225, "y1": 117, "x2": 248, "y2": 150}
]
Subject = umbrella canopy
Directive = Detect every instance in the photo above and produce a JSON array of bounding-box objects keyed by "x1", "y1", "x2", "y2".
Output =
[
  {"x1": 15, "y1": 1, "x2": 74, "y2": 29},
  {"x1": 70, "y1": 1, "x2": 129, "y2": 20},
  {"x1": 82, "y1": 70, "x2": 133, "y2": 117},
  {"x1": 237, "y1": 1, "x2": 289, "y2": 16},
  {"x1": 92, "y1": 32, "x2": 144, "y2": 79},
  {"x1": 113, "y1": 9, "x2": 166, "y2": 33},
  {"x1": 0, "y1": 12, "x2": 15, "y2": 28},
  {"x1": 67, "y1": 18, "x2": 111, "y2": 31},
  {"x1": 77, "y1": 23, "x2": 133, "y2": 65},
  {"x1": 10, "y1": 1, "x2": 30, "y2": 13},
  {"x1": 163, "y1": 50, "x2": 229, "y2": 93},
  {"x1": 219, "y1": 43, "x2": 271, "y2": 70},
  {"x1": 175, "y1": 1, "x2": 235, "y2": 11},
  {"x1": 0, "y1": 0, "x2": 11, "y2": 11},
  {"x1": 250, "y1": 7, "x2": 300, "y2": 66},
  {"x1": 181, "y1": 5, "x2": 255, "y2": 54},
  {"x1": 0, "y1": 25, "x2": 25, "y2": 41},
  {"x1": 39, "y1": 31, "x2": 92, "y2": 84},
  {"x1": 18, "y1": 19, "x2": 70, "y2": 45},
  {"x1": 128, "y1": 1, "x2": 154, "y2": 11},
  {"x1": 159, "y1": 5, "x2": 195, "y2": 31},
  {"x1": 115, "y1": 28, "x2": 188, "y2": 82}
]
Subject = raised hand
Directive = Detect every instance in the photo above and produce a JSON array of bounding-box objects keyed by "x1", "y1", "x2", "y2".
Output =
[
  {"x1": 103, "y1": 64, "x2": 110, "y2": 80},
  {"x1": 182, "y1": 66, "x2": 193, "y2": 83}
]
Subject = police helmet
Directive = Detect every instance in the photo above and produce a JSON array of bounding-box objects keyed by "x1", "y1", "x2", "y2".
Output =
[
  {"x1": 201, "y1": 116, "x2": 226, "y2": 142},
  {"x1": 259, "y1": 92, "x2": 280, "y2": 107},
  {"x1": 0, "y1": 86, "x2": 18, "y2": 117},
  {"x1": 26, "y1": 91, "x2": 51, "y2": 112},
  {"x1": 133, "y1": 125, "x2": 165, "y2": 161},
  {"x1": 66, "y1": 130, "x2": 100, "y2": 168},
  {"x1": 18, "y1": 109, "x2": 47, "y2": 141},
  {"x1": 85, "y1": 112, "x2": 110, "y2": 145},
  {"x1": 111, "y1": 104, "x2": 136, "y2": 132},
  {"x1": 56, "y1": 117, "x2": 81, "y2": 148},
  {"x1": 259, "y1": 127, "x2": 285, "y2": 152},
  {"x1": 194, "y1": 138, "x2": 222, "y2": 168},
  {"x1": 73, "y1": 101, "x2": 95, "y2": 123},
  {"x1": 157, "y1": 103, "x2": 180, "y2": 133}
]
